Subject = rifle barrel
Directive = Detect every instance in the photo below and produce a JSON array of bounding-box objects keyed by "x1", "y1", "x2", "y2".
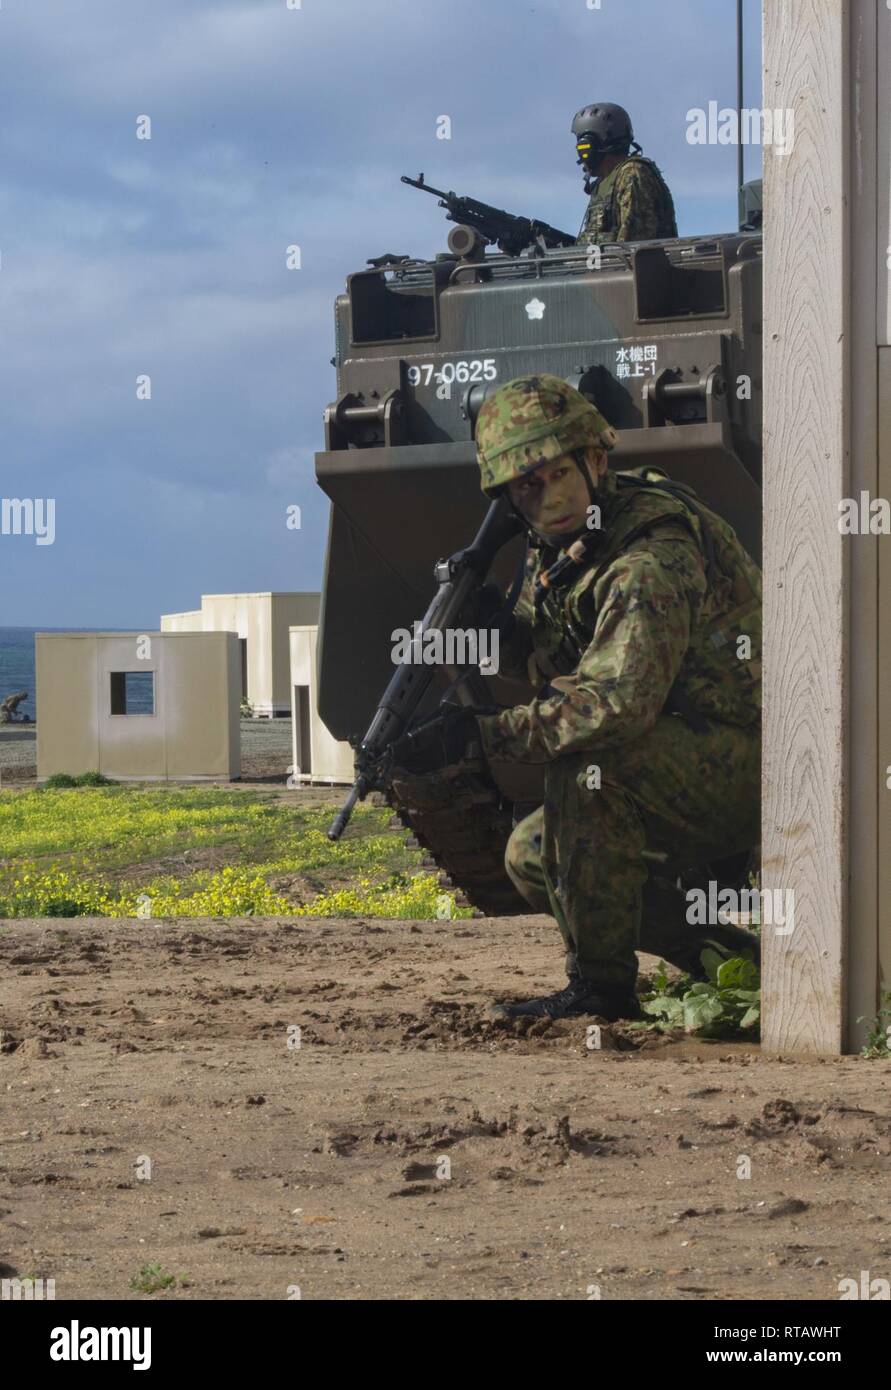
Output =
[{"x1": 327, "y1": 780, "x2": 364, "y2": 842}]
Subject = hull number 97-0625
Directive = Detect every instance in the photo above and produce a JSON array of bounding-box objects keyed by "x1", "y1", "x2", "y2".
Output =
[{"x1": 406, "y1": 359, "x2": 498, "y2": 387}]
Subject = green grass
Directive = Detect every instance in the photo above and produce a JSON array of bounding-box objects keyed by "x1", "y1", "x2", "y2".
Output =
[
  {"x1": 43, "y1": 771, "x2": 113, "y2": 789},
  {"x1": 0, "y1": 785, "x2": 463, "y2": 919},
  {"x1": 858, "y1": 991, "x2": 891, "y2": 1058},
  {"x1": 2, "y1": 785, "x2": 403, "y2": 874},
  {"x1": 129, "y1": 1263, "x2": 184, "y2": 1294}
]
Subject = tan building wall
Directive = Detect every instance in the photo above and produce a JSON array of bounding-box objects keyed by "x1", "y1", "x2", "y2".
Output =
[
  {"x1": 159, "y1": 609, "x2": 203, "y2": 633},
  {"x1": 199, "y1": 595, "x2": 270, "y2": 710},
  {"x1": 289, "y1": 626, "x2": 354, "y2": 785},
  {"x1": 36, "y1": 632, "x2": 240, "y2": 783},
  {"x1": 161, "y1": 593, "x2": 319, "y2": 717},
  {"x1": 272, "y1": 595, "x2": 319, "y2": 713}
]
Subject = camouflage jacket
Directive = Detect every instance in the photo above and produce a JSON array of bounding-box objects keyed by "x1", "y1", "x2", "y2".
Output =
[
  {"x1": 477, "y1": 470, "x2": 762, "y2": 765},
  {"x1": 580, "y1": 156, "x2": 677, "y2": 243}
]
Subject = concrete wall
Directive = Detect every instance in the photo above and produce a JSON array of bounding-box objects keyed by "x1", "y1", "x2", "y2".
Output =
[
  {"x1": 160, "y1": 593, "x2": 320, "y2": 717},
  {"x1": 160, "y1": 610, "x2": 203, "y2": 633},
  {"x1": 289, "y1": 625, "x2": 354, "y2": 784},
  {"x1": 272, "y1": 595, "x2": 319, "y2": 712},
  {"x1": 200, "y1": 595, "x2": 270, "y2": 711},
  {"x1": 36, "y1": 632, "x2": 240, "y2": 782}
]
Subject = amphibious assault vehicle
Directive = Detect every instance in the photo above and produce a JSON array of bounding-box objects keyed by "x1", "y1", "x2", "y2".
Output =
[{"x1": 314, "y1": 205, "x2": 763, "y2": 912}]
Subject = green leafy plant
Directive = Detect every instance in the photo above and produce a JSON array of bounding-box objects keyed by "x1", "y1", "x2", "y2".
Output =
[
  {"x1": 858, "y1": 992, "x2": 891, "y2": 1058},
  {"x1": 638, "y1": 947, "x2": 760, "y2": 1038},
  {"x1": 42, "y1": 771, "x2": 111, "y2": 789},
  {"x1": 43, "y1": 898, "x2": 89, "y2": 918},
  {"x1": 129, "y1": 1263, "x2": 178, "y2": 1294}
]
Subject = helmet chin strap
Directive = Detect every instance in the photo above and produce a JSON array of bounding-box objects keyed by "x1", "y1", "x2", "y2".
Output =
[
  {"x1": 581, "y1": 141, "x2": 640, "y2": 190},
  {"x1": 534, "y1": 451, "x2": 603, "y2": 547},
  {"x1": 530, "y1": 455, "x2": 608, "y2": 606},
  {"x1": 553, "y1": 449, "x2": 603, "y2": 540},
  {"x1": 574, "y1": 449, "x2": 600, "y2": 509},
  {"x1": 502, "y1": 451, "x2": 603, "y2": 546}
]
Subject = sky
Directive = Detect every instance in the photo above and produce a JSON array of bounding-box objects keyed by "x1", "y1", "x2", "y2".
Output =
[{"x1": 0, "y1": 0, "x2": 762, "y2": 628}]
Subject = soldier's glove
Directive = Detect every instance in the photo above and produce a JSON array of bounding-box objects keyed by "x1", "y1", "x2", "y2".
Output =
[{"x1": 391, "y1": 707, "x2": 490, "y2": 775}]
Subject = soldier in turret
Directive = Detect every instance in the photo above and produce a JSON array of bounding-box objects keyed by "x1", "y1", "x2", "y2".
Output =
[
  {"x1": 573, "y1": 102, "x2": 677, "y2": 243},
  {"x1": 395, "y1": 376, "x2": 760, "y2": 1022}
]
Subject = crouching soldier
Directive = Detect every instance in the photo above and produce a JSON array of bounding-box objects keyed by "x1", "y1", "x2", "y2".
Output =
[{"x1": 396, "y1": 375, "x2": 761, "y2": 1021}]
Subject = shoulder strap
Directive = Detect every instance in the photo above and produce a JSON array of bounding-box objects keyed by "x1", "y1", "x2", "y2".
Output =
[
  {"x1": 534, "y1": 476, "x2": 712, "y2": 608},
  {"x1": 494, "y1": 540, "x2": 530, "y2": 639},
  {"x1": 531, "y1": 505, "x2": 701, "y2": 681},
  {"x1": 615, "y1": 473, "x2": 717, "y2": 586}
]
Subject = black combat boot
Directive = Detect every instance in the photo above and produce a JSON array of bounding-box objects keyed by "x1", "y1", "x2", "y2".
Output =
[{"x1": 490, "y1": 964, "x2": 641, "y2": 1022}]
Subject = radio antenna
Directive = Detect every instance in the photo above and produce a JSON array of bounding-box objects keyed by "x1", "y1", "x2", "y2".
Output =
[{"x1": 736, "y1": 0, "x2": 745, "y2": 226}]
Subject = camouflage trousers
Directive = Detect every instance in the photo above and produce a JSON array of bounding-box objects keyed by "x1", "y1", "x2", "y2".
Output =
[{"x1": 504, "y1": 715, "x2": 760, "y2": 991}]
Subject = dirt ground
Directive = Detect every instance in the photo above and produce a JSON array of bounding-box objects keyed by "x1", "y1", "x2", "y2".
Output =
[{"x1": 2, "y1": 914, "x2": 890, "y2": 1302}]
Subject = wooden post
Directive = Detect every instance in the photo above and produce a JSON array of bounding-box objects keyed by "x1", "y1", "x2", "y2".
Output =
[
  {"x1": 876, "y1": 1, "x2": 891, "y2": 1040},
  {"x1": 762, "y1": 0, "x2": 850, "y2": 1053},
  {"x1": 849, "y1": 0, "x2": 881, "y2": 1051},
  {"x1": 763, "y1": 1, "x2": 891, "y2": 1051}
]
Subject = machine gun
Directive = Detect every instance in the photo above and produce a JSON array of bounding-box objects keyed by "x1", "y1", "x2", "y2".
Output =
[
  {"x1": 327, "y1": 495, "x2": 523, "y2": 842},
  {"x1": 401, "y1": 174, "x2": 576, "y2": 257}
]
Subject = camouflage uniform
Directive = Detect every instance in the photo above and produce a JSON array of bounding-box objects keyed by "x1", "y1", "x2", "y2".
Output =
[
  {"x1": 474, "y1": 376, "x2": 761, "y2": 997},
  {"x1": 580, "y1": 156, "x2": 678, "y2": 244}
]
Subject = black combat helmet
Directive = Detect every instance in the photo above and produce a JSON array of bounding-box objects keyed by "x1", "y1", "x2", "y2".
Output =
[{"x1": 571, "y1": 102, "x2": 639, "y2": 167}]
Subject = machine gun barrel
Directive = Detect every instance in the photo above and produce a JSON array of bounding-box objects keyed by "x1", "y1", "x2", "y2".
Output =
[
  {"x1": 401, "y1": 173, "x2": 452, "y2": 202},
  {"x1": 401, "y1": 174, "x2": 575, "y2": 254}
]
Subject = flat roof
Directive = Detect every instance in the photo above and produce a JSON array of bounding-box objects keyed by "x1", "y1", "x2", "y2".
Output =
[{"x1": 201, "y1": 592, "x2": 320, "y2": 599}]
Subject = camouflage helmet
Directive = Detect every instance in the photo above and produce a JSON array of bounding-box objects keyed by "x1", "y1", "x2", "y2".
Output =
[{"x1": 475, "y1": 375, "x2": 618, "y2": 496}]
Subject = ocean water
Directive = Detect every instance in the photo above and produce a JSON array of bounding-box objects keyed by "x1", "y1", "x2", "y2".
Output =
[{"x1": 0, "y1": 628, "x2": 154, "y2": 720}]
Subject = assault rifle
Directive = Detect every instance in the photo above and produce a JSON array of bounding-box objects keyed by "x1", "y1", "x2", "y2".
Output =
[
  {"x1": 327, "y1": 496, "x2": 523, "y2": 841},
  {"x1": 401, "y1": 174, "x2": 576, "y2": 257}
]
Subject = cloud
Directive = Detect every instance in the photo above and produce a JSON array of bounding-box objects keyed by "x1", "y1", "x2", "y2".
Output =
[{"x1": 0, "y1": 0, "x2": 762, "y2": 625}]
